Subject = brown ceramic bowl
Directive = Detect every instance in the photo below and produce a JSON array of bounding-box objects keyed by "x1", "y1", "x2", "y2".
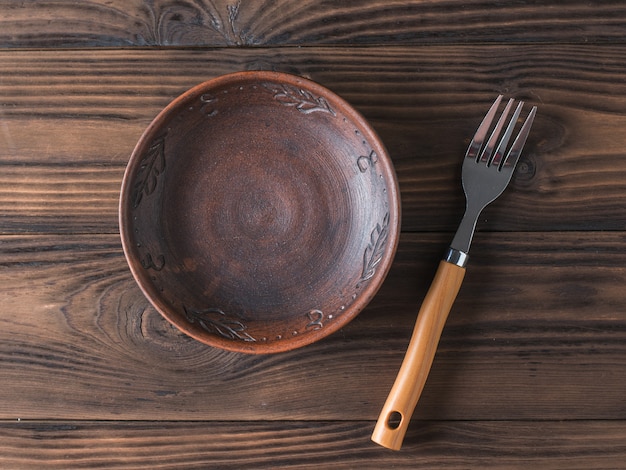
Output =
[{"x1": 119, "y1": 71, "x2": 400, "y2": 354}]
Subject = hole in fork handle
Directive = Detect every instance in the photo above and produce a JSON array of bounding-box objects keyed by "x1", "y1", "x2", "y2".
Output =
[{"x1": 386, "y1": 411, "x2": 403, "y2": 430}]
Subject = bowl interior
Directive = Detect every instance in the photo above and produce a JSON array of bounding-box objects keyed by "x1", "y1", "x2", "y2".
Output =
[{"x1": 120, "y1": 71, "x2": 400, "y2": 353}]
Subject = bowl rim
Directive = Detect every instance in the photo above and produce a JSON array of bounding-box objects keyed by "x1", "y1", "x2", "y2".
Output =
[{"x1": 119, "y1": 70, "x2": 401, "y2": 354}]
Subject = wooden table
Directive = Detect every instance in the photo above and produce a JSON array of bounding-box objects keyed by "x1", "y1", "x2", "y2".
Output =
[{"x1": 2, "y1": 1, "x2": 626, "y2": 468}]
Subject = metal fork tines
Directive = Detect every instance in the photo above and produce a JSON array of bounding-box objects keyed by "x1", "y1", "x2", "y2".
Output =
[
  {"x1": 372, "y1": 96, "x2": 537, "y2": 451},
  {"x1": 447, "y1": 95, "x2": 537, "y2": 266}
]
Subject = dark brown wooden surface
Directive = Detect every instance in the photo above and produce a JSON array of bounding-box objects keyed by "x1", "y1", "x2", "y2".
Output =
[
  {"x1": 2, "y1": 0, "x2": 626, "y2": 47},
  {"x1": 2, "y1": 420, "x2": 626, "y2": 469},
  {"x1": 2, "y1": 1, "x2": 626, "y2": 468}
]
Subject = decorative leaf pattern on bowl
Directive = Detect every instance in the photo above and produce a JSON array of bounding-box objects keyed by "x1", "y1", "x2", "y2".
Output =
[
  {"x1": 183, "y1": 306, "x2": 256, "y2": 342},
  {"x1": 360, "y1": 212, "x2": 390, "y2": 284},
  {"x1": 132, "y1": 134, "x2": 166, "y2": 208},
  {"x1": 140, "y1": 252, "x2": 165, "y2": 271},
  {"x1": 264, "y1": 83, "x2": 336, "y2": 116}
]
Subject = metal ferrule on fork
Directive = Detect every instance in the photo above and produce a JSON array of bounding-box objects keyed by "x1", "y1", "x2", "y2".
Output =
[{"x1": 444, "y1": 247, "x2": 469, "y2": 268}]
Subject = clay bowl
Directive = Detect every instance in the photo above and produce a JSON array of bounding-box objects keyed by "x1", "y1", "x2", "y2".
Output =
[{"x1": 119, "y1": 71, "x2": 400, "y2": 354}]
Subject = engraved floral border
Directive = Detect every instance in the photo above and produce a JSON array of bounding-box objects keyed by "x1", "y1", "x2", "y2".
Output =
[
  {"x1": 263, "y1": 83, "x2": 336, "y2": 116},
  {"x1": 131, "y1": 134, "x2": 167, "y2": 276},
  {"x1": 184, "y1": 306, "x2": 256, "y2": 342},
  {"x1": 132, "y1": 134, "x2": 166, "y2": 209}
]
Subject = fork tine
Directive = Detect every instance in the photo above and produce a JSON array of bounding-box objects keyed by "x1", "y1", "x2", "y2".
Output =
[
  {"x1": 479, "y1": 98, "x2": 514, "y2": 165},
  {"x1": 501, "y1": 105, "x2": 537, "y2": 169},
  {"x1": 491, "y1": 101, "x2": 524, "y2": 169},
  {"x1": 464, "y1": 95, "x2": 503, "y2": 161}
]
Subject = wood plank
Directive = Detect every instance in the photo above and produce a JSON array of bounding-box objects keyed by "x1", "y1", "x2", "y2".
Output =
[
  {"x1": 0, "y1": 163, "x2": 123, "y2": 234},
  {"x1": 2, "y1": 46, "x2": 626, "y2": 233},
  {"x1": 1, "y1": 232, "x2": 625, "y2": 421},
  {"x1": 1, "y1": 420, "x2": 626, "y2": 469},
  {"x1": 6, "y1": 46, "x2": 626, "y2": 121},
  {"x1": 2, "y1": 0, "x2": 626, "y2": 48}
]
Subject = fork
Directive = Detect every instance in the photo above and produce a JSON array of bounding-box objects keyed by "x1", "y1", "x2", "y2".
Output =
[{"x1": 371, "y1": 96, "x2": 537, "y2": 450}]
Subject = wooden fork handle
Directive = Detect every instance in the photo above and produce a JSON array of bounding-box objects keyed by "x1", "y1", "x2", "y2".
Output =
[{"x1": 372, "y1": 260, "x2": 466, "y2": 450}]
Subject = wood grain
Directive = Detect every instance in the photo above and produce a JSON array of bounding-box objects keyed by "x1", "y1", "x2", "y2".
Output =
[
  {"x1": 2, "y1": 0, "x2": 626, "y2": 48},
  {"x1": 2, "y1": 46, "x2": 626, "y2": 234},
  {"x1": 3, "y1": 2, "x2": 626, "y2": 463},
  {"x1": 1, "y1": 232, "x2": 625, "y2": 422},
  {"x1": 1, "y1": 420, "x2": 626, "y2": 469}
]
